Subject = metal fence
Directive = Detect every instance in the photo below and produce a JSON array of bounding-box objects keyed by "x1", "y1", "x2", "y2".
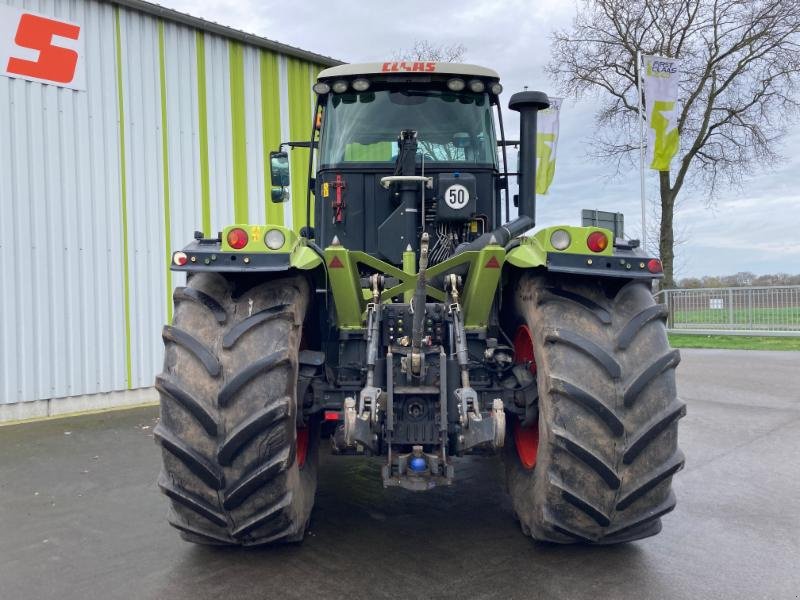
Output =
[{"x1": 656, "y1": 285, "x2": 800, "y2": 336}]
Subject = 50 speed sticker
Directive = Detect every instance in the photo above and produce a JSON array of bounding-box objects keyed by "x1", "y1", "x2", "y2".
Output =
[{"x1": 444, "y1": 184, "x2": 469, "y2": 209}]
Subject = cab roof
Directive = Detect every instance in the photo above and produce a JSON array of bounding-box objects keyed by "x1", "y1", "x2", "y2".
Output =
[{"x1": 318, "y1": 62, "x2": 500, "y2": 80}]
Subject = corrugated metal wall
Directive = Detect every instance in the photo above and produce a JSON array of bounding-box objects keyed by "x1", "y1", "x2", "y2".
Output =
[{"x1": 0, "y1": 0, "x2": 327, "y2": 406}]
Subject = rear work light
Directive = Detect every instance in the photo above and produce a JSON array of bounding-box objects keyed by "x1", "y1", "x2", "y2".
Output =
[
  {"x1": 586, "y1": 231, "x2": 609, "y2": 253},
  {"x1": 647, "y1": 259, "x2": 663, "y2": 273},
  {"x1": 227, "y1": 228, "x2": 249, "y2": 250}
]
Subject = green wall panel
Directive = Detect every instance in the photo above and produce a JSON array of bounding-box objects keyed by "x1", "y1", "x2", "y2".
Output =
[
  {"x1": 260, "y1": 51, "x2": 282, "y2": 225},
  {"x1": 287, "y1": 58, "x2": 315, "y2": 232},
  {"x1": 229, "y1": 41, "x2": 249, "y2": 224}
]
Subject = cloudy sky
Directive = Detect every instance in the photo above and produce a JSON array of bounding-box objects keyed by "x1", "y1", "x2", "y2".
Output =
[{"x1": 161, "y1": 0, "x2": 800, "y2": 279}]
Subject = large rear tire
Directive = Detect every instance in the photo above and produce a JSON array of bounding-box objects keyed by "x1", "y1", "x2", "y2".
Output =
[
  {"x1": 156, "y1": 272, "x2": 318, "y2": 546},
  {"x1": 505, "y1": 273, "x2": 685, "y2": 544}
]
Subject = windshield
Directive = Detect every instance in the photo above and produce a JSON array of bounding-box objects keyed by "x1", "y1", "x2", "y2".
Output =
[{"x1": 319, "y1": 89, "x2": 497, "y2": 167}]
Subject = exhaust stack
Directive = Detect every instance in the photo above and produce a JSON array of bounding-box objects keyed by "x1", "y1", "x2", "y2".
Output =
[
  {"x1": 457, "y1": 91, "x2": 550, "y2": 253},
  {"x1": 508, "y1": 90, "x2": 550, "y2": 225}
]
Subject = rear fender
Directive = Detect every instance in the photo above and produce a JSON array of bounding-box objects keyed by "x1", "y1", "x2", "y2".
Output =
[
  {"x1": 169, "y1": 224, "x2": 324, "y2": 274},
  {"x1": 506, "y1": 226, "x2": 660, "y2": 280}
]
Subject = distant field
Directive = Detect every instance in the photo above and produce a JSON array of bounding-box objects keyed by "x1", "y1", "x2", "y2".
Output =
[
  {"x1": 673, "y1": 307, "x2": 800, "y2": 325},
  {"x1": 667, "y1": 334, "x2": 800, "y2": 351}
]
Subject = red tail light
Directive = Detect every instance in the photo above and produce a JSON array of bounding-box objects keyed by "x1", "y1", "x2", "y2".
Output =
[
  {"x1": 173, "y1": 251, "x2": 188, "y2": 266},
  {"x1": 647, "y1": 259, "x2": 663, "y2": 273},
  {"x1": 226, "y1": 228, "x2": 248, "y2": 249},
  {"x1": 586, "y1": 231, "x2": 608, "y2": 253}
]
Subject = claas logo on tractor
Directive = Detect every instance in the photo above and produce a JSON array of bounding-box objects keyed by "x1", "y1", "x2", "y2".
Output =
[
  {"x1": 159, "y1": 61, "x2": 682, "y2": 549},
  {"x1": 381, "y1": 61, "x2": 436, "y2": 73}
]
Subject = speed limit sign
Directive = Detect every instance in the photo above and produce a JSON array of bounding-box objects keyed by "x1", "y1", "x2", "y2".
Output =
[{"x1": 444, "y1": 184, "x2": 470, "y2": 210}]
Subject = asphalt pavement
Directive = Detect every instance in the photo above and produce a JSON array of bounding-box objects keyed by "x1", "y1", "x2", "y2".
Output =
[{"x1": 1, "y1": 349, "x2": 799, "y2": 600}]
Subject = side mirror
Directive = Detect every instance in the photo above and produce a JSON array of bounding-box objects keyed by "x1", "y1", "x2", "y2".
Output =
[{"x1": 270, "y1": 151, "x2": 290, "y2": 202}]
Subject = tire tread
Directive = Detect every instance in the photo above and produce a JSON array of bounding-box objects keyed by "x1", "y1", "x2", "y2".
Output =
[
  {"x1": 506, "y1": 274, "x2": 684, "y2": 544},
  {"x1": 157, "y1": 275, "x2": 317, "y2": 546}
]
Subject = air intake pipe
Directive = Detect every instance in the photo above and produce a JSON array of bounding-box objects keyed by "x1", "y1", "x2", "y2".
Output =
[{"x1": 458, "y1": 90, "x2": 550, "y2": 252}]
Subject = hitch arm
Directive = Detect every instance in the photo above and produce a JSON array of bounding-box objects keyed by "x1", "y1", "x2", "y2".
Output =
[{"x1": 410, "y1": 233, "x2": 430, "y2": 376}]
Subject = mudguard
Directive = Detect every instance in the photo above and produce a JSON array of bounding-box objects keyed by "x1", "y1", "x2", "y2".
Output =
[{"x1": 506, "y1": 226, "x2": 661, "y2": 280}]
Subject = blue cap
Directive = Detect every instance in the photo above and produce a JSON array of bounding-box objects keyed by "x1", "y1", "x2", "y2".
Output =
[{"x1": 409, "y1": 456, "x2": 427, "y2": 472}]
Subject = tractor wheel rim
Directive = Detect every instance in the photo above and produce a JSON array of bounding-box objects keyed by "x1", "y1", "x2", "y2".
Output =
[
  {"x1": 513, "y1": 324, "x2": 539, "y2": 469},
  {"x1": 513, "y1": 324, "x2": 537, "y2": 375},
  {"x1": 296, "y1": 427, "x2": 309, "y2": 469},
  {"x1": 297, "y1": 327, "x2": 311, "y2": 470},
  {"x1": 512, "y1": 418, "x2": 539, "y2": 470}
]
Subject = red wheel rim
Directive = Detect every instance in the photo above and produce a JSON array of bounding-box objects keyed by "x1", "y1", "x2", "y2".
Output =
[
  {"x1": 513, "y1": 325, "x2": 539, "y2": 469},
  {"x1": 513, "y1": 325, "x2": 537, "y2": 375},
  {"x1": 296, "y1": 327, "x2": 311, "y2": 469},
  {"x1": 296, "y1": 427, "x2": 309, "y2": 469},
  {"x1": 512, "y1": 419, "x2": 539, "y2": 469}
]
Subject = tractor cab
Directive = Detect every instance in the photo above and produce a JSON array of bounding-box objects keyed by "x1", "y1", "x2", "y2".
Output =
[{"x1": 309, "y1": 62, "x2": 507, "y2": 265}]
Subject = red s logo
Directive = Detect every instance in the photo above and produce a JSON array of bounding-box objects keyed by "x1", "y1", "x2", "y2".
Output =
[{"x1": 6, "y1": 14, "x2": 80, "y2": 84}]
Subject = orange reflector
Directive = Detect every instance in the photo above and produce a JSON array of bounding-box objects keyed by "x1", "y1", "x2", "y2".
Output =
[
  {"x1": 485, "y1": 256, "x2": 501, "y2": 268},
  {"x1": 328, "y1": 256, "x2": 344, "y2": 268}
]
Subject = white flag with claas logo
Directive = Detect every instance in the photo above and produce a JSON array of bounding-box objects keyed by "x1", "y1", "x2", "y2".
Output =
[
  {"x1": 641, "y1": 55, "x2": 681, "y2": 171},
  {"x1": 535, "y1": 97, "x2": 562, "y2": 195}
]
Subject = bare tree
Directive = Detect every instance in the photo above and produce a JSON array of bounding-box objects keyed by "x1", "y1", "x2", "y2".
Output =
[
  {"x1": 394, "y1": 40, "x2": 466, "y2": 63},
  {"x1": 547, "y1": 0, "x2": 800, "y2": 287},
  {"x1": 645, "y1": 195, "x2": 690, "y2": 277}
]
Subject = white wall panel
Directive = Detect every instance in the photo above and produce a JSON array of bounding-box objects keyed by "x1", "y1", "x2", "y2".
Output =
[
  {"x1": 0, "y1": 0, "x2": 327, "y2": 408},
  {"x1": 163, "y1": 20, "x2": 200, "y2": 291},
  {"x1": 204, "y1": 33, "x2": 234, "y2": 234},
  {"x1": 0, "y1": 0, "x2": 128, "y2": 404},
  {"x1": 82, "y1": 0, "x2": 128, "y2": 396},
  {"x1": 243, "y1": 45, "x2": 262, "y2": 225},
  {"x1": 118, "y1": 8, "x2": 166, "y2": 389}
]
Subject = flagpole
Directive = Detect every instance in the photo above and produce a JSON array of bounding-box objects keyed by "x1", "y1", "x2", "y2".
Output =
[{"x1": 636, "y1": 50, "x2": 647, "y2": 251}]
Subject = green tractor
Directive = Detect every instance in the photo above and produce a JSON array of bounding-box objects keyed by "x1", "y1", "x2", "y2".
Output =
[{"x1": 156, "y1": 61, "x2": 684, "y2": 546}]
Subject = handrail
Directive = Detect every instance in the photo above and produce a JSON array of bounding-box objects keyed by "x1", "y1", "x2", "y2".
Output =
[{"x1": 379, "y1": 176, "x2": 433, "y2": 189}]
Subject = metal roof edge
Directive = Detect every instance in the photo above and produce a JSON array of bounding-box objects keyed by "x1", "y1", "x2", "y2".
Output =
[{"x1": 108, "y1": 0, "x2": 344, "y2": 66}]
